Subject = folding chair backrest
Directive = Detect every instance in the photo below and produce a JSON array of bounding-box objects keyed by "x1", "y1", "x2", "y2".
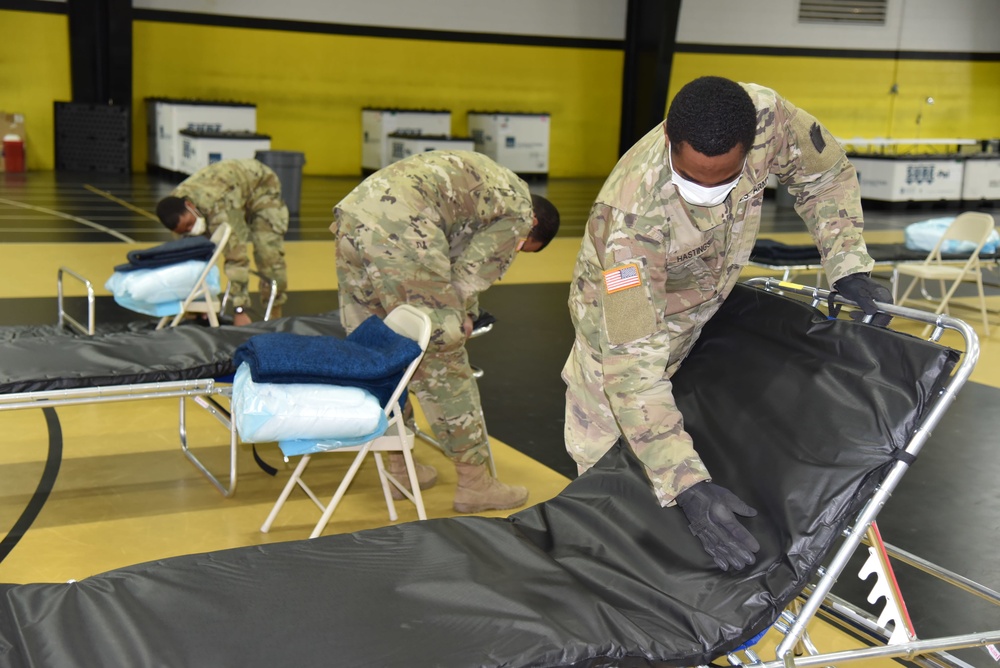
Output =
[
  {"x1": 383, "y1": 304, "x2": 432, "y2": 349},
  {"x1": 194, "y1": 222, "x2": 232, "y2": 296},
  {"x1": 929, "y1": 211, "x2": 995, "y2": 263},
  {"x1": 160, "y1": 223, "x2": 232, "y2": 328},
  {"x1": 379, "y1": 304, "x2": 432, "y2": 415}
]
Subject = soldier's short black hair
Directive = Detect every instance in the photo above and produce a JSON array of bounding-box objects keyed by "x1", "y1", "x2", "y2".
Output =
[
  {"x1": 156, "y1": 196, "x2": 189, "y2": 230},
  {"x1": 529, "y1": 194, "x2": 560, "y2": 250},
  {"x1": 666, "y1": 76, "x2": 757, "y2": 157}
]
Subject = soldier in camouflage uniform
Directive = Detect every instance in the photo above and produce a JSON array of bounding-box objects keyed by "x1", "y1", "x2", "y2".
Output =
[
  {"x1": 331, "y1": 150, "x2": 560, "y2": 513},
  {"x1": 563, "y1": 76, "x2": 891, "y2": 571},
  {"x1": 155, "y1": 158, "x2": 289, "y2": 326}
]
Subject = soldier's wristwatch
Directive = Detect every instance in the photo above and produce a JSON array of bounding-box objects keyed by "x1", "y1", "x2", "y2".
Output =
[{"x1": 234, "y1": 306, "x2": 246, "y2": 315}]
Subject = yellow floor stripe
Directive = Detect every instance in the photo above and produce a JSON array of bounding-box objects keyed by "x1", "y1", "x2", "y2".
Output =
[{"x1": 83, "y1": 184, "x2": 161, "y2": 222}]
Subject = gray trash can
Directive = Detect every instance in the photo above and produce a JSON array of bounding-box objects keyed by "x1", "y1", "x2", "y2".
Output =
[{"x1": 256, "y1": 150, "x2": 306, "y2": 215}]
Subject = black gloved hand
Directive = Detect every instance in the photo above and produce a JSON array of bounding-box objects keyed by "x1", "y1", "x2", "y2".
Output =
[
  {"x1": 471, "y1": 310, "x2": 497, "y2": 332},
  {"x1": 675, "y1": 481, "x2": 760, "y2": 571},
  {"x1": 832, "y1": 272, "x2": 893, "y2": 327}
]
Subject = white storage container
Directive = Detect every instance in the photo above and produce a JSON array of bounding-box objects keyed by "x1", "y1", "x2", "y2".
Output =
[
  {"x1": 467, "y1": 112, "x2": 550, "y2": 175},
  {"x1": 386, "y1": 134, "x2": 475, "y2": 164},
  {"x1": 361, "y1": 108, "x2": 451, "y2": 171},
  {"x1": 851, "y1": 156, "x2": 964, "y2": 202},
  {"x1": 961, "y1": 156, "x2": 1000, "y2": 201},
  {"x1": 146, "y1": 98, "x2": 257, "y2": 172},
  {"x1": 177, "y1": 130, "x2": 271, "y2": 175}
]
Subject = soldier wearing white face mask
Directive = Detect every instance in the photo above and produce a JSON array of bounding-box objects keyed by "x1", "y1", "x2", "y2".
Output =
[
  {"x1": 562, "y1": 76, "x2": 892, "y2": 572},
  {"x1": 155, "y1": 158, "x2": 289, "y2": 326}
]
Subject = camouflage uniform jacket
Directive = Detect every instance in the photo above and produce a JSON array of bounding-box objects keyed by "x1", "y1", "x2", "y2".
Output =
[
  {"x1": 564, "y1": 82, "x2": 875, "y2": 506},
  {"x1": 333, "y1": 150, "x2": 534, "y2": 314},
  {"x1": 173, "y1": 158, "x2": 285, "y2": 246}
]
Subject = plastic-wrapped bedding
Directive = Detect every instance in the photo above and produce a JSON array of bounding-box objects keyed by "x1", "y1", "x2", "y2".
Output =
[
  {"x1": 0, "y1": 285, "x2": 957, "y2": 668},
  {"x1": 104, "y1": 260, "x2": 222, "y2": 304},
  {"x1": 0, "y1": 314, "x2": 347, "y2": 395},
  {"x1": 231, "y1": 362, "x2": 388, "y2": 444}
]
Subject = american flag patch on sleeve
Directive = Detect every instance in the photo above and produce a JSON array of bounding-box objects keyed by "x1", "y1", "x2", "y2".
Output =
[{"x1": 603, "y1": 263, "x2": 641, "y2": 294}]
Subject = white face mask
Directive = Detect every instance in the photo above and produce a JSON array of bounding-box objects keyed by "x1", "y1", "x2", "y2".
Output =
[
  {"x1": 188, "y1": 216, "x2": 207, "y2": 236},
  {"x1": 185, "y1": 204, "x2": 207, "y2": 236},
  {"x1": 669, "y1": 148, "x2": 743, "y2": 207}
]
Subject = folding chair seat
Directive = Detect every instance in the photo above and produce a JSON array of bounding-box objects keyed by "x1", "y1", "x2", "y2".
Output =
[
  {"x1": 892, "y1": 211, "x2": 996, "y2": 335},
  {"x1": 257, "y1": 304, "x2": 432, "y2": 538}
]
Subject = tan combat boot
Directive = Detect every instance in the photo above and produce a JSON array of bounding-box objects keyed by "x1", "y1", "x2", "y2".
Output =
[
  {"x1": 387, "y1": 453, "x2": 438, "y2": 500},
  {"x1": 453, "y1": 462, "x2": 529, "y2": 513}
]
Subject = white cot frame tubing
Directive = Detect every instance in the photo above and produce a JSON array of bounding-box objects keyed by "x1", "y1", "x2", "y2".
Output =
[
  {"x1": 0, "y1": 379, "x2": 237, "y2": 497},
  {"x1": 56, "y1": 266, "x2": 95, "y2": 336},
  {"x1": 220, "y1": 269, "x2": 279, "y2": 320},
  {"x1": 0, "y1": 380, "x2": 219, "y2": 410},
  {"x1": 745, "y1": 278, "x2": 986, "y2": 667}
]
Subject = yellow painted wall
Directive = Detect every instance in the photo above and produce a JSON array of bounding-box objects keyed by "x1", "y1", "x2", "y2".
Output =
[
  {"x1": 669, "y1": 53, "x2": 1000, "y2": 150},
  {"x1": 888, "y1": 59, "x2": 1000, "y2": 141},
  {"x1": 5, "y1": 7, "x2": 997, "y2": 175},
  {"x1": 0, "y1": 10, "x2": 71, "y2": 171},
  {"x1": 132, "y1": 21, "x2": 624, "y2": 178}
]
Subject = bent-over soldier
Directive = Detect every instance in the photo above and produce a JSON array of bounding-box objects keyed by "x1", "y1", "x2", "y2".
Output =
[
  {"x1": 332, "y1": 150, "x2": 560, "y2": 513},
  {"x1": 156, "y1": 158, "x2": 289, "y2": 325}
]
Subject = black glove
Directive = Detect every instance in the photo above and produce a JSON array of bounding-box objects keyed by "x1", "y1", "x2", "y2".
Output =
[
  {"x1": 471, "y1": 310, "x2": 497, "y2": 332},
  {"x1": 675, "y1": 481, "x2": 760, "y2": 571},
  {"x1": 832, "y1": 272, "x2": 893, "y2": 327}
]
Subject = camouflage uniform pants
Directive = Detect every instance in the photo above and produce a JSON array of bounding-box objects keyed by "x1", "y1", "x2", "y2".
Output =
[
  {"x1": 225, "y1": 175, "x2": 289, "y2": 310},
  {"x1": 334, "y1": 217, "x2": 489, "y2": 465}
]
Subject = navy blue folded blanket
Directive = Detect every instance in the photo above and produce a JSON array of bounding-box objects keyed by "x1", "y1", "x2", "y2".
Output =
[
  {"x1": 232, "y1": 315, "x2": 421, "y2": 407},
  {"x1": 114, "y1": 236, "x2": 216, "y2": 272}
]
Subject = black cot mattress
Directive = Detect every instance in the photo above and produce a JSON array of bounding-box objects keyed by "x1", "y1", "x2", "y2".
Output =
[
  {"x1": 0, "y1": 314, "x2": 347, "y2": 395},
  {"x1": 0, "y1": 285, "x2": 958, "y2": 667}
]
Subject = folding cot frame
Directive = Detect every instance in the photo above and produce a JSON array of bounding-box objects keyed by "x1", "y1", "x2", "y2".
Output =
[
  {"x1": 0, "y1": 306, "x2": 423, "y2": 504},
  {"x1": 55, "y1": 223, "x2": 278, "y2": 336},
  {"x1": 0, "y1": 377, "x2": 238, "y2": 497},
  {"x1": 738, "y1": 278, "x2": 1000, "y2": 668},
  {"x1": 0, "y1": 317, "x2": 348, "y2": 500},
  {"x1": 35, "y1": 226, "x2": 281, "y2": 498}
]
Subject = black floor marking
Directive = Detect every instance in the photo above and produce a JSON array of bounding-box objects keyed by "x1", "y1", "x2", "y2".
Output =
[{"x1": 0, "y1": 407, "x2": 62, "y2": 564}]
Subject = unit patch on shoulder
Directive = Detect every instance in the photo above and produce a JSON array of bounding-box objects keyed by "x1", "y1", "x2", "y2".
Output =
[
  {"x1": 810, "y1": 122, "x2": 826, "y2": 153},
  {"x1": 603, "y1": 263, "x2": 641, "y2": 294}
]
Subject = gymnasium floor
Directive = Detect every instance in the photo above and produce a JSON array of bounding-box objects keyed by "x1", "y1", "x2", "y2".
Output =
[{"x1": 1, "y1": 169, "x2": 999, "y2": 667}]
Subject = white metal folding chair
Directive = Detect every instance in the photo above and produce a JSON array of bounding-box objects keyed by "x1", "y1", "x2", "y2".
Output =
[
  {"x1": 157, "y1": 222, "x2": 232, "y2": 329},
  {"x1": 892, "y1": 211, "x2": 996, "y2": 336},
  {"x1": 259, "y1": 304, "x2": 432, "y2": 538}
]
